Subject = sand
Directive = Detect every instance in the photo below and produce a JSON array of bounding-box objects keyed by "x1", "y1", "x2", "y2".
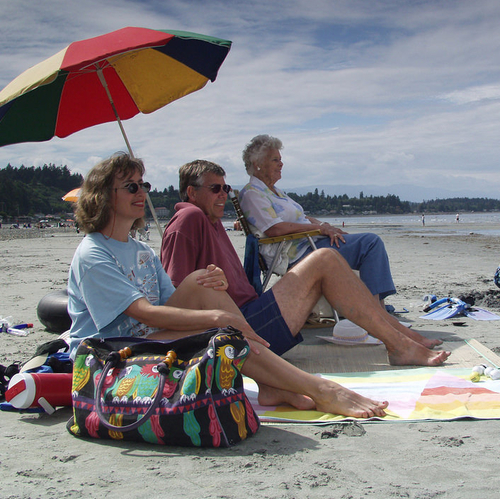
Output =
[{"x1": 1, "y1": 220, "x2": 500, "y2": 498}]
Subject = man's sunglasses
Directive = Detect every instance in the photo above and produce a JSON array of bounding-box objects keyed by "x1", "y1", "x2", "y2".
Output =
[
  {"x1": 202, "y1": 184, "x2": 232, "y2": 194},
  {"x1": 117, "y1": 182, "x2": 151, "y2": 194}
]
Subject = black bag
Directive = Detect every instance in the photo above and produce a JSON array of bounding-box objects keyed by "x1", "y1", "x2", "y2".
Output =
[
  {"x1": 0, "y1": 362, "x2": 20, "y2": 401},
  {"x1": 67, "y1": 327, "x2": 260, "y2": 447}
]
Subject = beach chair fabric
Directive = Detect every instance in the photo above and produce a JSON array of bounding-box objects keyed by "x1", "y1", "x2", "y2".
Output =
[{"x1": 230, "y1": 191, "x2": 339, "y2": 325}]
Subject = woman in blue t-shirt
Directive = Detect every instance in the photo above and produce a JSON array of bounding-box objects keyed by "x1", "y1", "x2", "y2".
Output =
[{"x1": 67, "y1": 152, "x2": 388, "y2": 419}]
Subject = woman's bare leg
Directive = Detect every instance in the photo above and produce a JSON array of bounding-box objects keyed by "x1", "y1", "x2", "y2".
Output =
[
  {"x1": 152, "y1": 270, "x2": 269, "y2": 350},
  {"x1": 241, "y1": 342, "x2": 388, "y2": 418},
  {"x1": 150, "y1": 271, "x2": 387, "y2": 417},
  {"x1": 165, "y1": 270, "x2": 246, "y2": 316}
]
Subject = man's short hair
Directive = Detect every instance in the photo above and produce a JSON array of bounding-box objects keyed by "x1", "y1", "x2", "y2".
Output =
[{"x1": 179, "y1": 160, "x2": 226, "y2": 202}]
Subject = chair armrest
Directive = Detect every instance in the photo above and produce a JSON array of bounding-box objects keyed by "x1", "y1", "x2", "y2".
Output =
[{"x1": 258, "y1": 229, "x2": 322, "y2": 245}]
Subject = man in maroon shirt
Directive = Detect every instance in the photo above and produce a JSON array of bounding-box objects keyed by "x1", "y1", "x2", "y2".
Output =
[{"x1": 161, "y1": 160, "x2": 450, "y2": 366}]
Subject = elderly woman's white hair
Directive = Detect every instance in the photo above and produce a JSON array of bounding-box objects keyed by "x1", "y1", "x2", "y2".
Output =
[{"x1": 242, "y1": 134, "x2": 283, "y2": 175}]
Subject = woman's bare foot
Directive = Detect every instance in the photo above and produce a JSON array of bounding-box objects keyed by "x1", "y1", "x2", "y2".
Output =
[
  {"x1": 257, "y1": 383, "x2": 316, "y2": 410},
  {"x1": 314, "y1": 380, "x2": 388, "y2": 418},
  {"x1": 387, "y1": 335, "x2": 451, "y2": 366}
]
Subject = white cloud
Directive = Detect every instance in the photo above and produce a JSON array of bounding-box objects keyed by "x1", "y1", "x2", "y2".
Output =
[
  {"x1": 1, "y1": 0, "x2": 500, "y2": 200},
  {"x1": 441, "y1": 85, "x2": 500, "y2": 105}
]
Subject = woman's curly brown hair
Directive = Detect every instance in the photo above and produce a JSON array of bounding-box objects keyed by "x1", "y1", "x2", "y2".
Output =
[{"x1": 75, "y1": 153, "x2": 146, "y2": 234}]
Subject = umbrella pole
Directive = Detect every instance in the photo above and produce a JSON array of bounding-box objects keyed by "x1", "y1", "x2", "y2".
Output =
[{"x1": 97, "y1": 68, "x2": 163, "y2": 239}]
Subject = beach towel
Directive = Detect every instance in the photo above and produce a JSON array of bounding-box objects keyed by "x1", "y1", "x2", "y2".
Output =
[{"x1": 245, "y1": 367, "x2": 500, "y2": 423}]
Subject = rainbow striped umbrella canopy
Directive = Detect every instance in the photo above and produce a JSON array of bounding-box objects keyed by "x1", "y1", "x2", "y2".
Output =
[{"x1": 0, "y1": 27, "x2": 232, "y2": 148}]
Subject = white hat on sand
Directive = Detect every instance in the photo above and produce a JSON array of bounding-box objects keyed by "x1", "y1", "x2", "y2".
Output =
[{"x1": 318, "y1": 319, "x2": 383, "y2": 346}]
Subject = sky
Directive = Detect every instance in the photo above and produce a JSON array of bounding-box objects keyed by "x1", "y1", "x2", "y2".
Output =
[{"x1": 1, "y1": 0, "x2": 500, "y2": 202}]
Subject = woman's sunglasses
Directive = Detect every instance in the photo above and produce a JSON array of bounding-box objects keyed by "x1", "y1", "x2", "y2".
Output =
[
  {"x1": 202, "y1": 184, "x2": 232, "y2": 194},
  {"x1": 117, "y1": 182, "x2": 151, "y2": 194}
]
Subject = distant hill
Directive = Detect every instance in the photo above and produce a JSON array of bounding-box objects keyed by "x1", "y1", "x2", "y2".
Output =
[
  {"x1": 237, "y1": 183, "x2": 500, "y2": 203},
  {"x1": 3, "y1": 162, "x2": 498, "y2": 221}
]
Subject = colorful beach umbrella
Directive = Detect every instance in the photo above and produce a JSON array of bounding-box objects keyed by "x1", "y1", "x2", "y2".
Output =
[
  {"x1": 0, "y1": 27, "x2": 232, "y2": 147},
  {"x1": 0, "y1": 27, "x2": 232, "y2": 235}
]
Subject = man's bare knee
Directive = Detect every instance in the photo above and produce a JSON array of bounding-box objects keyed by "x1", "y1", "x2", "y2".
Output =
[
  {"x1": 293, "y1": 247, "x2": 345, "y2": 275},
  {"x1": 315, "y1": 247, "x2": 344, "y2": 262}
]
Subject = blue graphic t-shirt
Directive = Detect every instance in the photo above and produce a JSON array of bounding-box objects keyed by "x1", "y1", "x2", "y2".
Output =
[{"x1": 68, "y1": 232, "x2": 175, "y2": 358}]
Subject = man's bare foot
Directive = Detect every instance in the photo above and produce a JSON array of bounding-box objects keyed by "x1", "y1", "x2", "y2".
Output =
[
  {"x1": 398, "y1": 327, "x2": 443, "y2": 349},
  {"x1": 420, "y1": 337, "x2": 443, "y2": 348},
  {"x1": 257, "y1": 383, "x2": 316, "y2": 410},
  {"x1": 314, "y1": 381, "x2": 388, "y2": 418},
  {"x1": 384, "y1": 314, "x2": 443, "y2": 348},
  {"x1": 387, "y1": 335, "x2": 451, "y2": 366}
]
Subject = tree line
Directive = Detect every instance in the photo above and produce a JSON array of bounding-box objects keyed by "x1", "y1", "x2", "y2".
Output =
[
  {"x1": 0, "y1": 164, "x2": 83, "y2": 219},
  {"x1": 287, "y1": 189, "x2": 412, "y2": 215},
  {"x1": 1, "y1": 164, "x2": 500, "y2": 220},
  {"x1": 286, "y1": 188, "x2": 500, "y2": 215},
  {"x1": 416, "y1": 197, "x2": 500, "y2": 214}
]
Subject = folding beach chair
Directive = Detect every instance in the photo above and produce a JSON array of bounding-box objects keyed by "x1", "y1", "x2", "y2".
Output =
[{"x1": 229, "y1": 190, "x2": 339, "y2": 326}]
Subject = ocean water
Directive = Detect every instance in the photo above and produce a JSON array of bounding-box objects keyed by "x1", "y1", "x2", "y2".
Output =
[
  {"x1": 225, "y1": 212, "x2": 500, "y2": 237},
  {"x1": 316, "y1": 212, "x2": 500, "y2": 237}
]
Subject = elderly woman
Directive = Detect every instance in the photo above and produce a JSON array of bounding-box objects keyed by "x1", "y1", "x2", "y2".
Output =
[
  {"x1": 67, "y1": 152, "x2": 390, "y2": 419},
  {"x1": 238, "y1": 134, "x2": 396, "y2": 304}
]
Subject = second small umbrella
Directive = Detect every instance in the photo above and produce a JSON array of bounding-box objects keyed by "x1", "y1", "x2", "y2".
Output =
[{"x1": 62, "y1": 188, "x2": 81, "y2": 203}]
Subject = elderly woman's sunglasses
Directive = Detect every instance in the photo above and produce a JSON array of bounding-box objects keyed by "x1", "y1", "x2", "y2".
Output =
[
  {"x1": 203, "y1": 184, "x2": 232, "y2": 194},
  {"x1": 117, "y1": 182, "x2": 151, "y2": 194}
]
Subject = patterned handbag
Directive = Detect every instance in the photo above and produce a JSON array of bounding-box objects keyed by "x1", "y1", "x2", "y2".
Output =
[{"x1": 66, "y1": 327, "x2": 260, "y2": 447}]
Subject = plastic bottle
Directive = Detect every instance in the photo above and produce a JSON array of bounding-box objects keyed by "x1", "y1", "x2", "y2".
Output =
[
  {"x1": 0, "y1": 316, "x2": 14, "y2": 331},
  {"x1": 0, "y1": 317, "x2": 32, "y2": 336},
  {"x1": 6, "y1": 327, "x2": 29, "y2": 337}
]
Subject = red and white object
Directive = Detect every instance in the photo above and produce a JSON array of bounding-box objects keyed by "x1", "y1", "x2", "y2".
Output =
[{"x1": 5, "y1": 373, "x2": 73, "y2": 414}]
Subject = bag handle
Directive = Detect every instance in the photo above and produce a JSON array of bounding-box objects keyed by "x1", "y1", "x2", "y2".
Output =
[{"x1": 95, "y1": 347, "x2": 177, "y2": 433}]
